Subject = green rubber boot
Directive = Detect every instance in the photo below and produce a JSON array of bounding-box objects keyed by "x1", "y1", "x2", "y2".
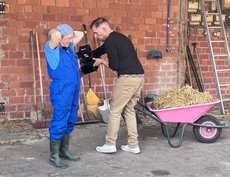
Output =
[
  {"x1": 50, "y1": 139, "x2": 68, "y2": 169},
  {"x1": 60, "y1": 134, "x2": 80, "y2": 161}
]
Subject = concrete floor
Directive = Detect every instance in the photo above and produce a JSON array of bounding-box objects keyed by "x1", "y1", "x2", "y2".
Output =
[{"x1": 0, "y1": 116, "x2": 230, "y2": 177}]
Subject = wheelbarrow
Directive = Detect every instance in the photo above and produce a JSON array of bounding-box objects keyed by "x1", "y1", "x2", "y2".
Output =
[{"x1": 135, "y1": 100, "x2": 229, "y2": 148}]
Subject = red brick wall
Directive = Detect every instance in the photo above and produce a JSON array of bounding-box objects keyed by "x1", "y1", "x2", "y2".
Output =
[{"x1": 0, "y1": 0, "x2": 179, "y2": 120}]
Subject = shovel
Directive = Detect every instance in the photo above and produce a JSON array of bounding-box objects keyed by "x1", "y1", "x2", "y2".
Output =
[{"x1": 94, "y1": 37, "x2": 110, "y2": 123}]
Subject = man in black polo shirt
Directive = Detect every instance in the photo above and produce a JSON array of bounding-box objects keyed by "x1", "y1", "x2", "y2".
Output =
[{"x1": 91, "y1": 17, "x2": 144, "y2": 154}]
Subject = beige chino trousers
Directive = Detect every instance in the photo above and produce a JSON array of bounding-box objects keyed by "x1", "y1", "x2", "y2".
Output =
[{"x1": 105, "y1": 76, "x2": 144, "y2": 148}]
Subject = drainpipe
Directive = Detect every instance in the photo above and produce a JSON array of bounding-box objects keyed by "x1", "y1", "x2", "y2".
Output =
[{"x1": 166, "y1": 0, "x2": 172, "y2": 52}]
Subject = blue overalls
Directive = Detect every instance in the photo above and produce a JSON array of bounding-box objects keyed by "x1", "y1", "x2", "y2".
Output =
[{"x1": 46, "y1": 44, "x2": 80, "y2": 141}]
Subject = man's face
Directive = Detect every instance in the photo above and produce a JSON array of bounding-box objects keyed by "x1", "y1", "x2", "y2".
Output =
[
  {"x1": 60, "y1": 32, "x2": 74, "y2": 47},
  {"x1": 92, "y1": 25, "x2": 107, "y2": 42}
]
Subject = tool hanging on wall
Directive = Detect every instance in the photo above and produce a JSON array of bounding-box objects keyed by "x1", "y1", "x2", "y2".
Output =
[
  {"x1": 186, "y1": 45, "x2": 204, "y2": 92},
  {"x1": 192, "y1": 43, "x2": 206, "y2": 91},
  {"x1": 185, "y1": 55, "x2": 193, "y2": 87},
  {"x1": 166, "y1": 0, "x2": 172, "y2": 52}
]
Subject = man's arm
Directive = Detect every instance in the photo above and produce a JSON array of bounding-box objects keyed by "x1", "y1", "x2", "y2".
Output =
[
  {"x1": 104, "y1": 40, "x2": 119, "y2": 71},
  {"x1": 93, "y1": 44, "x2": 106, "y2": 58},
  {"x1": 92, "y1": 44, "x2": 108, "y2": 67}
]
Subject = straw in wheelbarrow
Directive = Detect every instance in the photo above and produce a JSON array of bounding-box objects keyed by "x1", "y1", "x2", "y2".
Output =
[{"x1": 153, "y1": 85, "x2": 214, "y2": 109}]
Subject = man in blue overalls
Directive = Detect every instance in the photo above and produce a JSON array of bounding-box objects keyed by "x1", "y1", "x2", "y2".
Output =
[{"x1": 44, "y1": 24, "x2": 83, "y2": 169}]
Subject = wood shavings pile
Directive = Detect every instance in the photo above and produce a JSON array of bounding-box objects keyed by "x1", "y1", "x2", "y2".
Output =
[{"x1": 153, "y1": 85, "x2": 214, "y2": 109}]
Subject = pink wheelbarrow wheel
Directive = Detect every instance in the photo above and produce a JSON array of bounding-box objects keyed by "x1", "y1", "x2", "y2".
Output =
[{"x1": 193, "y1": 115, "x2": 222, "y2": 143}]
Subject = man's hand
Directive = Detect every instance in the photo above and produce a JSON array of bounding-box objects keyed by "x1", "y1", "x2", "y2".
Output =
[
  {"x1": 93, "y1": 58, "x2": 117, "y2": 77},
  {"x1": 93, "y1": 58, "x2": 107, "y2": 67}
]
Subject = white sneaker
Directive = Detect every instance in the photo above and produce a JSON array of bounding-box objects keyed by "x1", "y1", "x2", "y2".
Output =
[
  {"x1": 121, "y1": 145, "x2": 140, "y2": 154},
  {"x1": 96, "y1": 144, "x2": 117, "y2": 154}
]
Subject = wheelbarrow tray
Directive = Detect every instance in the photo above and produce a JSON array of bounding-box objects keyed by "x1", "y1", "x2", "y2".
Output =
[{"x1": 146, "y1": 100, "x2": 220, "y2": 123}]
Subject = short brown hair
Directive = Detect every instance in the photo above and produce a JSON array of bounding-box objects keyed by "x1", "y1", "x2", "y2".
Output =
[{"x1": 90, "y1": 17, "x2": 109, "y2": 29}]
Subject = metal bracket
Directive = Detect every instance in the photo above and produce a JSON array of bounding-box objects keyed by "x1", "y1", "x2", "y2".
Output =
[
  {"x1": 0, "y1": 2, "x2": 9, "y2": 14},
  {"x1": 0, "y1": 102, "x2": 5, "y2": 115}
]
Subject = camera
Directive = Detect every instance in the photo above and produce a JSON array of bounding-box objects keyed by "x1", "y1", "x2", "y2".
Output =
[{"x1": 77, "y1": 44, "x2": 98, "y2": 74}]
